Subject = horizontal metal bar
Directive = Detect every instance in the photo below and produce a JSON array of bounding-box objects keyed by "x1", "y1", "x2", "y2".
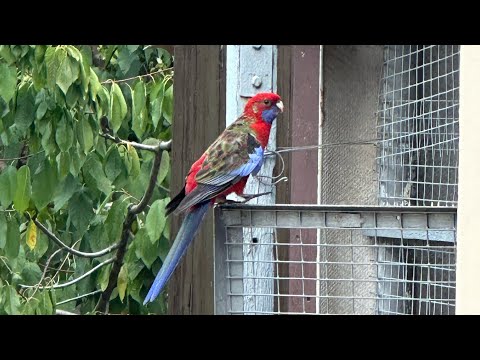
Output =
[
  {"x1": 216, "y1": 203, "x2": 457, "y2": 213},
  {"x1": 227, "y1": 293, "x2": 456, "y2": 302},
  {"x1": 225, "y1": 259, "x2": 456, "y2": 267},
  {"x1": 226, "y1": 275, "x2": 456, "y2": 285},
  {"x1": 224, "y1": 242, "x2": 455, "y2": 249}
]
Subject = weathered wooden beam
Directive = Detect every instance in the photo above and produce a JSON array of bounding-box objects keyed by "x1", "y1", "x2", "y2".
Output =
[{"x1": 168, "y1": 45, "x2": 226, "y2": 315}]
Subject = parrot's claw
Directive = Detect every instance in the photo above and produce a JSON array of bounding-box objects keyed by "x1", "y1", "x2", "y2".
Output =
[{"x1": 221, "y1": 191, "x2": 272, "y2": 204}]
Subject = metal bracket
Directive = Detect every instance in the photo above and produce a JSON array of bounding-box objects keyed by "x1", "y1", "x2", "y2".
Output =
[{"x1": 239, "y1": 45, "x2": 273, "y2": 97}]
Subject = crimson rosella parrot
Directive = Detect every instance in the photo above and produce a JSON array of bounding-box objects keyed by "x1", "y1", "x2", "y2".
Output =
[{"x1": 143, "y1": 92, "x2": 284, "y2": 304}]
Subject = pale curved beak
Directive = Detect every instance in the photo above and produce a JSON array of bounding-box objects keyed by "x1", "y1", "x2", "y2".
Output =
[{"x1": 276, "y1": 100, "x2": 284, "y2": 113}]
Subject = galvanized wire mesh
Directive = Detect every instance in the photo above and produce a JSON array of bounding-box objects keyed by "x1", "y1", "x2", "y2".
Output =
[
  {"x1": 214, "y1": 205, "x2": 456, "y2": 315},
  {"x1": 377, "y1": 45, "x2": 460, "y2": 206}
]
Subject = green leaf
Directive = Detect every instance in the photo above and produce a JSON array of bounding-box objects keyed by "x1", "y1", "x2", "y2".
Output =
[
  {"x1": 55, "y1": 115, "x2": 74, "y2": 152},
  {"x1": 0, "y1": 165, "x2": 17, "y2": 208},
  {"x1": 83, "y1": 153, "x2": 112, "y2": 195},
  {"x1": 118, "y1": 47, "x2": 136, "y2": 74},
  {"x1": 145, "y1": 199, "x2": 167, "y2": 244},
  {"x1": 97, "y1": 263, "x2": 112, "y2": 291},
  {"x1": 69, "y1": 146, "x2": 87, "y2": 177},
  {"x1": 33, "y1": 231, "x2": 49, "y2": 260},
  {"x1": 76, "y1": 117, "x2": 94, "y2": 154},
  {"x1": 13, "y1": 165, "x2": 31, "y2": 214},
  {"x1": 158, "y1": 236, "x2": 170, "y2": 262},
  {"x1": 127, "y1": 275, "x2": 144, "y2": 304},
  {"x1": 150, "y1": 81, "x2": 165, "y2": 130},
  {"x1": 104, "y1": 199, "x2": 129, "y2": 244},
  {"x1": 53, "y1": 174, "x2": 80, "y2": 212},
  {"x1": 104, "y1": 145, "x2": 123, "y2": 182},
  {"x1": 4, "y1": 286, "x2": 20, "y2": 315},
  {"x1": 86, "y1": 225, "x2": 109, "y2": 252},
  {"x1": 31, "y1": 160, "x2": 58, "y2": 210},
  {"x1": 89, "y1": 68, "x2": 102, "y2": 100},
  {"x1": 109, "y1": 82, "x2": 127, "y2": 133},
  {"x1": 157, "y1": 150, "x2": 170, "y2": 186},
  {"x1": 0, "y1": 63, "x2": 17, "y2": 103},
  {"x1": 163, "y1": 84, "x2": 173, "y2": 124},
  {"x1": 65, "y1": 84, "x2": 80, "y2": 108},
  {"x1": 6, "y1": 218, "x2": 20, "y2": 258},
  {"x1": 65, "y1": 45, "x2": 81, "y2": 61},
  {"x1": 38, "y1": 291, "x2": 53, "y2": 315},
  {"x1": 132, "y1": 80, "x2": 147, "y2": 138},
  {"x1": 128, "y1": 145, "x2": 141, "y2": 179},
  {"x1": 46, "y1": 46, "x2": 66, "y2": 90},
  {"x1": 117, "y1": 265, "x2": 128, "y2": 302},
  {"x1": 126, "y1": 259, "x2": 144, "y2": 282},
  {"x1": 57, "y1": 55, "x2": 79, "y2": 95},
  {"x1": 36, "y1": 101, "x2": 48, "y2": 120},
  {"x1": 41, "y1": 120, "x2": 57, "y2": 156},
  {"x1": 34, "y1": 45, "x2": 47, "y2": 64},
  {"x1": 0, "y1": 214, "x2": 7, "y2": 249},
  {"x1": 127, "y1": 45, "x2": 139, "y2": 54},
  {"x1": 0, "y1": 45, "x2": 16, "y2": 65},
  {"x1": 133, "y1": 81, "x2": 146, "y2": 116},
  {"x1": 14, "y1": 88, "x2": 35, "y2": 130},
  {"x1": 56, "y1": 151, "x2": 71, "y2": 180},
  {"x1": 134, "y1": 228, "x2": 159, "y2": 269},
  {"x1": 68, "y1": 191, "x2": 94, "y2": 237},
  {"x1": 21, "y1": 261, "x2": 42, "y2": 284}
]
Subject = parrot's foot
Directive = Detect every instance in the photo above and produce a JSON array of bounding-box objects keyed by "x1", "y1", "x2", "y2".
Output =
[{"x1": 222, "y1": 191, "x2": 272, "y2": 204}]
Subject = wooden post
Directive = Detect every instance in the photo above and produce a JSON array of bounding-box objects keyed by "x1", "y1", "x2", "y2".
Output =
[
  {"x1": 456, "y1": 45, "x2": 480, "y2": 314},
  {"x1": 168, "y1": 45, "x2": 226, "y2": 314},
  {"x1": 275, "y1": 46, "x2": 321, "y2": 313}
]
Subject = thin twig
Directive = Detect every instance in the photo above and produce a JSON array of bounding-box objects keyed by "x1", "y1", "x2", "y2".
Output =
[
  {"x1": 23, "y1": 248, "x2": 63, "y2": 300},
  {"x1": 19, "y1": 258, "x2": 114, "y2": 290},
  {"x1": 99, "y1": 133, "x2": 172, "y2": 152},
  {"x1": 100, "y1": 67, "x2": 173, "y2": 84},
  {"x1": 0, "y1": 149, "x2": 45, "y2": 162},
  {"x1": 55, "y1": 309, "x2": 77, "y2": 315},
  {"x1": 26, "y1": 214, "x2": 120, "y2": 258},
  {"x1": 57, "y1": 289, "x2": 102, "y2": 306}
]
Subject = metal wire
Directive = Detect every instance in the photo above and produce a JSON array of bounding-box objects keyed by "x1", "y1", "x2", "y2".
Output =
[
  {"x1": 215, "y1": 206, "x2": 456, "y2": 315},
  {"x1": 377, "y1": 45, "x2": 460, "y2": 207}
]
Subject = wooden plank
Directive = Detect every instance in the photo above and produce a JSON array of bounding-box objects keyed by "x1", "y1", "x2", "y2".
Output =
[
  {"x1": 275, "y1": 45, "x2": 321, "y2": 313},
  {"x1": 275, "y1": 45, "x2": 293, "y2": 313},
  {"x1": 168, "y1": 45, "x2": 226, "y2": 314},
  {"x1": 288, "y1": 46, "x2": 320, "y2": 314}
]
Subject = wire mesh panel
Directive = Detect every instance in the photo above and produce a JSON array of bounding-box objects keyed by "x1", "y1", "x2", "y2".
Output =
[
  {"x1": 377, "y1": 45, "x2": 460, "y2": 206},
  {"x1": 214, "y1": 204, "x2": 456, "y2": 315}
]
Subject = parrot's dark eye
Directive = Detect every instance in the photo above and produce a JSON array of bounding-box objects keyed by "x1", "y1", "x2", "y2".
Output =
[{"x1": 263, "y1": 100, "x2": 271, "y2": 105}]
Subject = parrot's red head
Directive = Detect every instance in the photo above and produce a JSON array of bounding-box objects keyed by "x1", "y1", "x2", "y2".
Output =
[{"x1": 244, "y1": 92, "x2": 284, "y2": 124}]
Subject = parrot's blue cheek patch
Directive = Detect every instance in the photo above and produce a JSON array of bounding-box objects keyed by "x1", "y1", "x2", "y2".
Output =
[{"x1": 261, "y1": 107, "x2": 279, "y2": 124}]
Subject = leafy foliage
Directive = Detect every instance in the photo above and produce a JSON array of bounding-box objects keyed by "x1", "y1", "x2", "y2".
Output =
[{"x1": 0, "y1": 45, "x2": 173, "y2": 315}]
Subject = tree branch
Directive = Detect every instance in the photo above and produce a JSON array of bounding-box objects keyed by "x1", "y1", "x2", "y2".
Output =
[
  {"x1": 55, "y1": 309, "x2": 77, "y2": 315},
  {"x1": 25, "y1": 214, "x2": 120, "y2": 258},
  {"x1": 100, "y1": 67, "x2": 173, "y2": 85},
  {"x1": 19, "y1": 258, "x2": 114, "y2": 290},
  {"x1": 56, "y1": 289, "x2": 102, "y2": 306},
  {"x1": 131, "y1": 146, "x2": 163, "y2": 215},
  {"x1": 95, "y1": 142, "x2": 165, "y2": 313},
  {"x1": 99, "y1": 132, "x2": 172, "y2": 152},
  {"x1": 0, "y1": 149, "x2": 45, "y2": 162}
]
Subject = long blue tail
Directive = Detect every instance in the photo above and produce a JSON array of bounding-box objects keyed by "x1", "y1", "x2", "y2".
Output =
[{"x1": 143, "y1": 202, "x2": 210, "y2": 304}]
